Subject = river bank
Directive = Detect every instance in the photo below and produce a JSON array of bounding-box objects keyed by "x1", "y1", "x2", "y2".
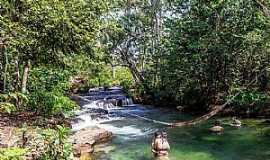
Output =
[
  {"x1": 0, "y1": 112, "x2": 114, "y2": 160},
  {"x1": 133, "y1": 92, "x2": 270, "y2": 118}
]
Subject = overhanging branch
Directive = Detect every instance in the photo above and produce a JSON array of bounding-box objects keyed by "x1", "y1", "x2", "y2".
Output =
[{"x1": 254, "y1": 0, "x2": 270, "y2": 17}]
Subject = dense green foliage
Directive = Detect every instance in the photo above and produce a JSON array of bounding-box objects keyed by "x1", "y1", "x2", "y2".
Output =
[
  {"x1": 1, "y1": 0, "x2": 270, "y2": 159},
  {"x1": 27, "y1": 67, "x2": 76, "y2": 116},
  {"x1": 0, "y1": 0, "x2": 111, "y2": 115},
  {"x1": 1, "y1": 0, "x2": 270, "y2": 113},
  {"x1": 159, "y1": 0, "x2": 270, "y2": 107},
  {"x1": 40, "y1": 125, "x2": 72, "y2": 160},
  {"x1": 100, "y1": 0, "x2": 270, "y2": 109}
]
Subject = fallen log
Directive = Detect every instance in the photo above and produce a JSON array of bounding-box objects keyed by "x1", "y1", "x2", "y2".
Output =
[
  {"x1": 134, "y1": 70, "x2": 265, "y2": 127},
  {"x1": 172, "y1": 104, "x2": 226, "y2": 127},
  {"x1": 172, "y1": 69, "x2": 265, "y2": 127}
]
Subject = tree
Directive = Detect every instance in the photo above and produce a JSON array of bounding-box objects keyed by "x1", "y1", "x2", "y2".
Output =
[
  {"x1": 0, "y1": 0, "x2": 108, "y2": 93},
  {"x1": 164, "y1": 0, "x2": 270, "y2": 125},
  {"x1": 0, "y1": 0, "x2": 109, "y2": 113}
]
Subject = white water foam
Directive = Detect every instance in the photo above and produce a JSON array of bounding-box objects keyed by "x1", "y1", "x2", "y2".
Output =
[
  {"x1": 72, "y1": 96, "x2": 155, "y2": 137},
  {"x1": 72, "y1": 113, "x2": 125, "y2": 132}
]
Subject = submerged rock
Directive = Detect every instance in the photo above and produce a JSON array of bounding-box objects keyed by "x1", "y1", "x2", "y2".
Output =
[{"x1": 94, "y1": 143, "x2": 116, "y2": 154}]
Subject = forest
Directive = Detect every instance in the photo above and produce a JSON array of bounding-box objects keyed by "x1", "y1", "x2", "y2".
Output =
[{"x1": 1, "y1": 0, "x2": 270, "y2": 160}]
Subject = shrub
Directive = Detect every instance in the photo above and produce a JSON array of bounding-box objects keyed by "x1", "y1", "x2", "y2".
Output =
[
  {"x1": 0, "y1": 148, "x2": 27, "y2": 160},
  {"x1": 39, "y1": 125, "x2": 72, "y2": 160},
  {"x1": 28, "y1": 89, "x2": 77, "y2": 116},
  {"x1": 27, "y1": 67, "x2": 77, "y2": 116},
  {"x1": 0, "y1": 92, "x2": 28, "y2": 113},
  {"x1": 0, "y1": 102, "x2": 16, "y2": 114},
  {"x1": 230, "y1": 90, "x2": 269, "y2": 106}
]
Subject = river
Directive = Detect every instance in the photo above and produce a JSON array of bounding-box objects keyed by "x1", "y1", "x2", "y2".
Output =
[{"x1": 72, "y1": 88, "x2": 270, "y2": 160}]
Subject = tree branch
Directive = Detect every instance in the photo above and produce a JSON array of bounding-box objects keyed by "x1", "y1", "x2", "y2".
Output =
[{"x1": 254, "y1": 0, "x2": 270, "y2": 17}]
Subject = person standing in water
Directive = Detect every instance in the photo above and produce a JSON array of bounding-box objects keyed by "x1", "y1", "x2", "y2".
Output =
[
  {"x1": 151, "y1": 132, "x2": 161, "y2": 156},
  {"x1": 231, "y1": 117, "x2": 242, "y2": 127},
  {"x1": 210, "y1": 120, "x2": 224, "y2": 133},
  {"x1": 151, "y1": 131, "x2": 170, "y2": 160}
]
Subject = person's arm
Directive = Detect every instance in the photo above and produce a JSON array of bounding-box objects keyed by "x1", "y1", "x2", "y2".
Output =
[
  {"x1": 167, "y1": 142, "x2": 170, "y2": 150},
  {"x1": 151, "y1": 139, "x2": 157, "y2": 153},
  {"x1": 164, "y1": 140, "x2": 170, "y2": 150},
  {"x1": 151, "y1": 138, "x2": 155, "y2": 149},
  {"x1": 152, "y1": 149, "x2": 157, "y2": 153}
]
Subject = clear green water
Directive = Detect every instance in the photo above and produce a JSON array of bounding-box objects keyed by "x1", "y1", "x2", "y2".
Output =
[{"x1": 92, "y1": 105, "x2": 270, "y2": 160}]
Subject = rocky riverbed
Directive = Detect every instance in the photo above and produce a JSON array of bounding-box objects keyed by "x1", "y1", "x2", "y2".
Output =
[
  {"x1": 0, "y1": 86, "x2": 131, "y2": 159},
  {"x1": 70, "y1": 86, "x2": 133, "y2": 159}
]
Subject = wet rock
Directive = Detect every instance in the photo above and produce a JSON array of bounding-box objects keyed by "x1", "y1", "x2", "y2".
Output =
[
  {"x1": 71, "y1": 127, "x2": 112, "y2": 145},
  {"x1": 70, "y1": 127, "x2": 113, "y2": 158},
  {"x1": 209, "y1": 126, "x2": 224, "y2": 132},
  {"x1": 94, "y1": 143, "x2": 116, "y2": 154},
  {"x1": 73, "y1": 143, "x2": 94, "y2": 157},
  {"x1": 176, "y1": 106, "x2": 184, "y2": 112},
  {"x1": 230, "y1": 118, "x2": 242, "y2": 127}
]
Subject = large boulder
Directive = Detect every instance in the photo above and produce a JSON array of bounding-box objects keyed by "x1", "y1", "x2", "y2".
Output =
[
  {"x1": 73, "y1": 143, "x2": 93, "y2": 157},
  {"x1": 70, "y1": 127, "x2": 113, "y2": 157}
]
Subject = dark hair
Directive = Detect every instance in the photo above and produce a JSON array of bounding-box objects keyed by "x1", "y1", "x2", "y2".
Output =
[
  {"x1": 161, "y1": 131, "x2": 167, "y2": 138},
  {"x1": 214, "y1": 120, "x2": 220, "y2": 126},
  {"x1": 154, "y1": 131, "x2": 161, "y2": 137}
]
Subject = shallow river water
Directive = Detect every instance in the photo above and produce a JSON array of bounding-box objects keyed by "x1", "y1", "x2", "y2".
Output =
[{"x1": 74, "y1": 103, "x2": 270, "y2": 160}]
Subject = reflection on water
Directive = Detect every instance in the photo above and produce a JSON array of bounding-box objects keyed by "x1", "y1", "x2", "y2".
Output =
[{"x1": 73, "y1": 102, "x2": 270, "y2": 160}]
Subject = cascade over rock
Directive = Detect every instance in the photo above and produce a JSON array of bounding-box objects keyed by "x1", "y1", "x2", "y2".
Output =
[{"x1": 70, "y1": 86, "x2": 133, "y2": 158}]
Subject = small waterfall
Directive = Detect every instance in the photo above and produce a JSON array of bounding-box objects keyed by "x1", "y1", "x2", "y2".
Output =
[
  {"x1": 72, "y1": 86, "x2": 135, "y2": 131},
  {"x1": 72, "y1": 87, "x2": 160, "y2": 138},
  {"x1": 126, "y1": 98, "x2": 134, "y2": 106},
  {"x1": 119, "y1": 97, "x2": 134, "y2": 106}
]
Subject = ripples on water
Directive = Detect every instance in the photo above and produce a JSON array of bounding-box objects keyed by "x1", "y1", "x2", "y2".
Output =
[{"x1": 72, "y1": 97, "x2": 270, "y2": 160}]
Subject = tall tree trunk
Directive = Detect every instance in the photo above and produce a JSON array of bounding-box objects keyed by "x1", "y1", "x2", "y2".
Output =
[
  {"x1": 141, "y1": 45, "x2": 146, "y2": 72},
  {"x1": 21, "y1": 60, "x2": 30, "y2": 93},
  {"x1": 173, "y1": 104, "x2": 226, "y2": 126},
  {"x1": 15, "y1": 58, "x2": 20, "y2": 91},
  {"x1": 3, "y1": 46, "x2": 8, "y2": 93},
  {"x1": 112, "y1": 64, "x2": 116, "y2": 79},
  {"x1": 126, "y1": 57, "x2": 144, "y2": 84},
  {"x1": 15, "y1": 58, "x2": 21, "y2": 109}
]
